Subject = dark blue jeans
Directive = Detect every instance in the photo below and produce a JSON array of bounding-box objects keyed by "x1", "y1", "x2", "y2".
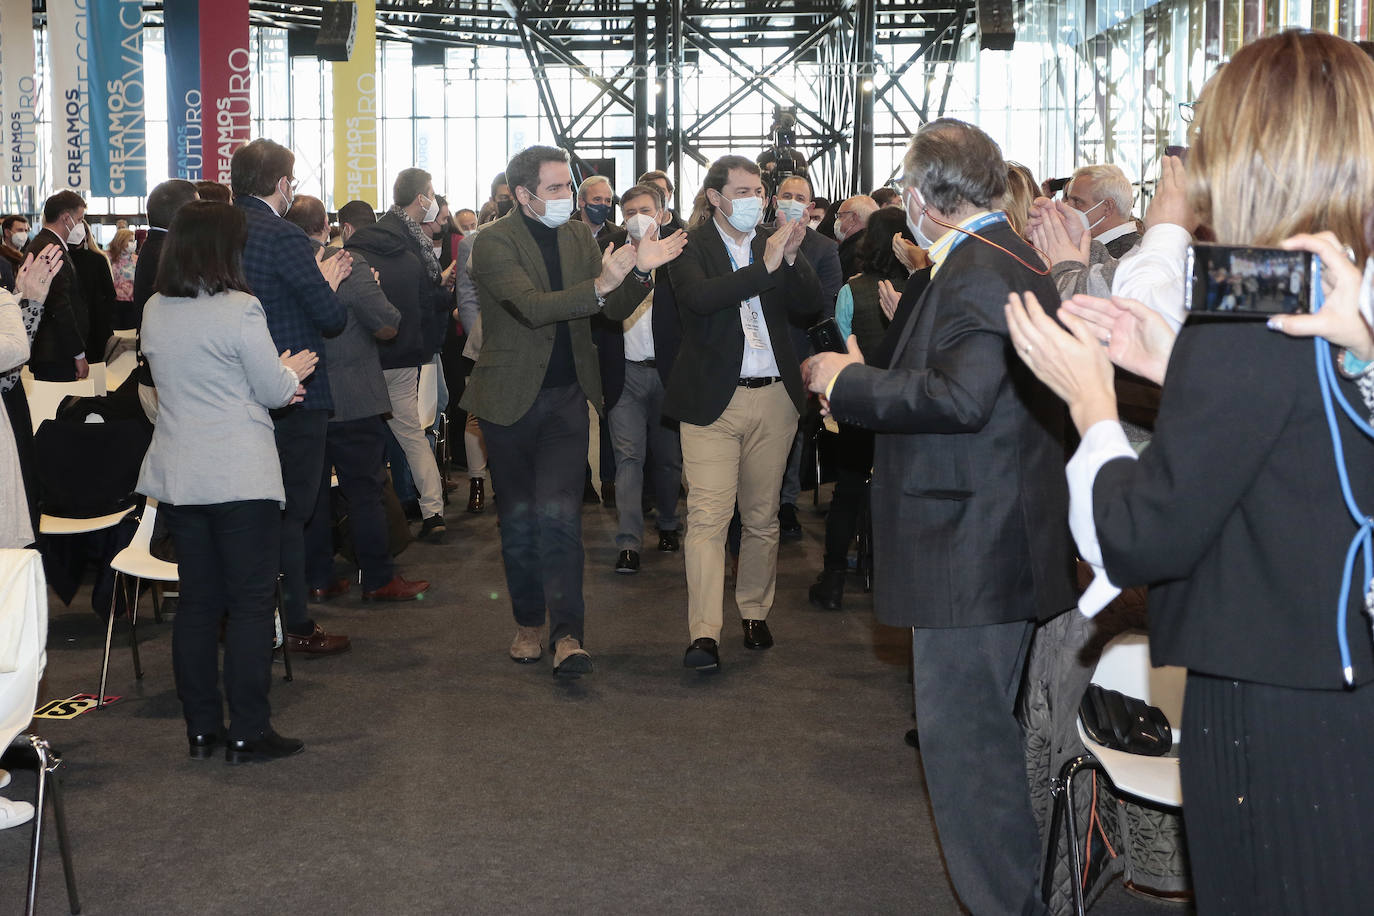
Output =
[
  {"x1": 480, "y1": 383, "x2": 589, "y2": 647},
  {"x1": 164, "y1": 500, "x2": 281, "y2": 741},
  {"x1": 306, "y1": 415, "x2": 395, "y2": 592}
]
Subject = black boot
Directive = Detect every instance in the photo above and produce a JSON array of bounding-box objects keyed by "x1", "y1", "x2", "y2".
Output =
[{"x1": 808, "y1": 569, "x2": 846, "y2": 610}]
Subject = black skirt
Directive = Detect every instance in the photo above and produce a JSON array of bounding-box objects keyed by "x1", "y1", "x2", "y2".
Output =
[{"x1": 1181, "y1": 671, "x2": 1374, "y2": 914}]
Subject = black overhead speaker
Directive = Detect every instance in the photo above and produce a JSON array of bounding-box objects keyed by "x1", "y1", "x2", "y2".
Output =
[
  {"x1": 976, "y1": 0, "x2": 1016, "y2": 51},
  {"x1": 316, "y1": 1, "x2": 359, "y2": 62}
]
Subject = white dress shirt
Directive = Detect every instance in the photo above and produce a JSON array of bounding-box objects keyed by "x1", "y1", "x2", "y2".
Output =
[
  {"x1": 622, "y1": 288, "x2": 655, "y2": 362},
  {"x1": 713, "y1": 219, "x2": 781, "y2": 378},
  {"x1": 1065, "y1": 419, "x2": 1139, "y2": 616},
  {"x1": 1111, "y1": 223, "x2": 1192, "y2": 331}
]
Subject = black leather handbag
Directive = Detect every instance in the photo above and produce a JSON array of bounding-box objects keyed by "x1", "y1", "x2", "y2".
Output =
[{"x1": 1078, "y1": 684, "x2": 1173, "y2": 756}]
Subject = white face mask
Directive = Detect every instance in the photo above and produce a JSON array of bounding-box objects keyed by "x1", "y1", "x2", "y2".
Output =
[
  {"x1": 625, "y1": 213, "x2": 657, "y2": 242},
  {"x1": 66, "y1": 219, "x2": 86, "y2": 247},
  {"x1": 723, "y1": 195, "x2": 762, "y2": 233},
  {"x1": 775, "y1": 199, "x2": 808, "y2": 225},
  {"x1": 1074, "y1": 199, "x2": 1107, "y2": 235},
  {"x1": 419, "y1": 194, "x2": 440, "y2": 224},
  {"x1": 904, "y1": 188, "x2": 935, "y2": 248},
  {"x1": 809, "y1": 217, "x2": 822, "y2": 230},
  {"x1": 532, "y1": 194, "x2": 573, "y2": 229},
  {"x1": 9, "y1": 231, "x2": 27, "y2": 248}
]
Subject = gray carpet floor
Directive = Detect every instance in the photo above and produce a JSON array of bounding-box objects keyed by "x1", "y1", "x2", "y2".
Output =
[{"x1": 0, "y1": 487, "x2": 1188, "y2": 915}]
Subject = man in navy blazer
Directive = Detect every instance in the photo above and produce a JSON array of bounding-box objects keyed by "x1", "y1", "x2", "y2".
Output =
[
  {"x1": 805, "y1": 120, "x2": 1075, "y2": 914},
  {"x1": 231, "y1": 138, "x2": 353, "y2": 657}
]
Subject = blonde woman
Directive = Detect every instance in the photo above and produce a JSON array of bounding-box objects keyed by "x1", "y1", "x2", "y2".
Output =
[{"x1": 1006, "y1": 31, "x2": 1374, "y2": 909}]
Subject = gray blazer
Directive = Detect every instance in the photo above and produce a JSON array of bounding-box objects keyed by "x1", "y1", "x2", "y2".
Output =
[
  {"x1": 317, "y1": 243, "x2": 399, "y2": 423},
  {"x1": 137, "y1": 289, "x2": 299, "y2": 506}
]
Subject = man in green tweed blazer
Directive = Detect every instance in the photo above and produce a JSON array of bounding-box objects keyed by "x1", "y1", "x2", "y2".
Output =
[{"x1": 461, "y1": 145, "x2": 686, "y2": 677}]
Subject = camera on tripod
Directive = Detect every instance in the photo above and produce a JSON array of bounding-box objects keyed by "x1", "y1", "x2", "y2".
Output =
[{"x1": 758, "y1": 105, "x2": 806, "y2": 197}]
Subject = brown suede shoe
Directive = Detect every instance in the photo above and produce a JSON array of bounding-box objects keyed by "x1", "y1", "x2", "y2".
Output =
[
  {"x1": 308, "y1": 577, "x2": 351, "y2": 602},
  {"x1": 552, "y1": 636, "x2": 593, "y2": 678},
  {"x1": 510, "y1": 626, "x2": 543, "y2": 663},
  {"x1": 284, "y1": 624, "x2": 351, "y2": 657},
  {"x1": 361, "y1": 576, "x2": 430, "y2": 602}
]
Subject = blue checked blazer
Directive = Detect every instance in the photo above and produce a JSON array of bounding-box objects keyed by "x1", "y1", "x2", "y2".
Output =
[{"x1": 236, "y1": 195, "x2": 347, "y2": 411}]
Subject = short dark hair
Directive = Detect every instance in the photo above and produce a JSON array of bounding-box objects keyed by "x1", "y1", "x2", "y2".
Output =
[
  {"x1": 619, "y1": 183, "x2": 663, "y2": 212},
  {"x1": 283, "y1": 195, "x2": 328, "y2": 238},
  {"x1": 870, "y1": 187, "x2": 899, "y2": 207},
  {"x1": 688, "y1": 155, "x2": 760, "y2": 229},
  {"x1": 337, "y1": 200, "x2": 377, "y2": 229},
  {"x1": 490, "y1": 172, "x2": 508, "y2": 199},
  {"x1": 393, "y1": 168, "x2": 432, "y2": 208},
  {"x1": 155, "y1": 201, "x2": 251, "y2": 298},
  {"x1": 902, "y1": 118, "x2": 1007, "y2": 212},
  {"x1": 2, "y1": 215, "x2": 28, "y2": 233},
  {"x1": 506, "y1": 146, "x2": 570, "y2": 197},
  {"x1": 777, "y1": 173, "x2": 814, "y2": 200},
  {"x1": 230, "y1": 138, "x2": 295, "y2": 198},
  {"x1": 194, "y1": 180, "x2": 231, "y2": 203},
  {"x1": 146, "y1": 179, "x2": 200, "y2": 229},
  {"x1": 43, "y1": 190, "x2": 86, "y2": 224}
]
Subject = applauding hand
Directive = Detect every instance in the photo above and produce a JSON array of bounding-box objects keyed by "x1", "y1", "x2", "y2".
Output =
[
  {"x1": 635, "y1": 227, "x2": 688, "y2": 273},
  {"x1": 14, "y1": 245, "x2": 63, "y2": 304},
  {"x1": 317, "y1": 248, "x2": 353, "y2": 291}
]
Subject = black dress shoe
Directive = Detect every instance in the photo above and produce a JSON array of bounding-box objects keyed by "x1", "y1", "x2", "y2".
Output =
[
  {"x1": 683, "y1": 637, "x2": 720, "y2": 671},
  {"x1": 657, "y1": 529, "x2": 681, "y2": 552},
  {"x1": 741, "y1": 619, "x2": 773, "y2": 650},
  {"x1": 808, "y1": 569, "x2": 846, "y2": 611},
  {"x1": 188, "y1": 732, "x2": 224, "y2": 760},
  {"x1": 225, "y1": 729, "x2": 305, "y2": 765},
  {"x1": 905, "y1": 728, "x2": 920, "y2": 750},
  {"x1": 615, "y1": 549, "x2": 640, "y2": 574}
]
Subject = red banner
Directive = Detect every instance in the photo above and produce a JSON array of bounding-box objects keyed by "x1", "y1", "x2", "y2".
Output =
[{"x1": 198, "y1": 0, "x2": 250, "y2": 185}]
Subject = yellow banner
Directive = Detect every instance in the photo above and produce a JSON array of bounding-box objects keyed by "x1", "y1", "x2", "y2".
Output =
[{"x1": 331, "y1": 0, "x2": 378, "y2": 209}]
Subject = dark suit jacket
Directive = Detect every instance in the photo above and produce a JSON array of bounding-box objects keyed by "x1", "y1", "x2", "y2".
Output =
[
  {"x1": 131, "y1": 229, "x2": 165, "y2": 387},
  {"x1": 830, "y1": 221, "x2": 1075, "y2": 628},
  {"x1": 236, "y1": 195, "x2": 347, "y2": 411},
  {"x1": 664, "y1": 219, "x2": 825, "y2": 427},
  {"x1": 23, "y1": 228, "x2": 87, "y2": 379},
  {"x1": 70, "y1": 247, "x2": 116, "y2": 363},
  {"x1": 1094, "y1": 321, "x2": 1374, "y2": 689},
  {"x1": 460, "y1": 208, "x2": 645, "y2": 426}
]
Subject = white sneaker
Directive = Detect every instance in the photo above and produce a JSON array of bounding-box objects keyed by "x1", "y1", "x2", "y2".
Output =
[{"x1": 0, "y1": 797, "x2": 35, "y2": 830}]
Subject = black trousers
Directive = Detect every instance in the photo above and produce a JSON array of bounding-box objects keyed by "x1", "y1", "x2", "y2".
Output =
[
  {"x1": 163, "y1": 500, "x2": 281, "y2": 740},
  {"x1": 911, "y1": 621, "x2": 1048, "y2": 916},
  {"x1": 273, "y1": 407, "x2": 329, "y2": 634},
  {"x1": 480, "y1": 384, "x2": 588, "y2": 647},
  {"x1": 1182, "y1": 672, "x2": 1374, "y2": 913},
  {"x1": 822, "y1": 424, "x2": 873, "y2": 571},
  {"x1": 306, "y1": 415, "x2": 394, "y2": 592}
]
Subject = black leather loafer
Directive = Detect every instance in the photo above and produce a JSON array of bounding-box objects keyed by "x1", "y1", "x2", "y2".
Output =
[
  {"x1": 615, "y1": 549, "x2": 640, "y2": 574},
  {"x1": 657, "y1": 529, "x2": 681, "y2": 552},
  {"x1": 741, "y1": 619, "x2": 773, "y2": 650},
  {"x1": 683, "y1": 637, "x2": 720, "y2": 671},
  {"x1": 188, "y1": 732, "x2": 223, "y2": 760},
  {"x1": 225, "y1": 729, "x2": 305, "y2": 765}
]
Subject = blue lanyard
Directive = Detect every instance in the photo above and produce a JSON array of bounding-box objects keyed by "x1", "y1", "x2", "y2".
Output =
[
  {"x1": 940, "y1": 210, "x2": 1009, "y2": 258},
  {"x1": 1311, "y1": 264, "x2": 1374, "y2": 685},
  {"x1": 723, "y1": 239, "x2": 754, "y2": 272}
]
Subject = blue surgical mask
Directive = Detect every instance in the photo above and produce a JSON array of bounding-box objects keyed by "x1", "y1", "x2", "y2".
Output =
[
  {"x1": 776, "y1": 199, "x2": 807, "y2": 225},
  {"x1": 534, "y1": 194, "x2": 573, "y2": 229},
  {"x1": 724, "y1": 196, "x2": 762, "y2": 233},
  {"x1": 583, "y1": 202, "x2": 613, "y2": 226}
]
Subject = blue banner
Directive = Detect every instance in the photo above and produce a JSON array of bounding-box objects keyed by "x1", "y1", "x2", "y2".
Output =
[
  {"x1": 87, "y1": 0, "x2": 146, "y2": 196},
  {"x1": 164, "y1": 0, "x2": 201, "y2": 181}
]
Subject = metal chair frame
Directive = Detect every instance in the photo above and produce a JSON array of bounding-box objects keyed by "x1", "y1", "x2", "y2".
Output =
[{"x1": 5, "y1": 733, "x2": 81, "y2": 915}]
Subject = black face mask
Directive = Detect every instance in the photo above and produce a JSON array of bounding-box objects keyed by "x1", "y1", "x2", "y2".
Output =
[{"x1": 496, "y1": 199, "x2": 515, "y2": 217}]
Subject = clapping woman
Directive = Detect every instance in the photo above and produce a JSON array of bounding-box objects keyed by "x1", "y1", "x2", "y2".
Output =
[
  {"x1": 1005, "y1": 31, "x2": 1374, "y2": 910},
  {"x1": 137, "y1": 201, "x2": 317, "y2": 764}
]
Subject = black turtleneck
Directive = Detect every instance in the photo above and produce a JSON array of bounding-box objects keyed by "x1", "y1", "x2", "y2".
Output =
[{"x1": 520, "y1": 209, "x2": 577, "y2": 388}]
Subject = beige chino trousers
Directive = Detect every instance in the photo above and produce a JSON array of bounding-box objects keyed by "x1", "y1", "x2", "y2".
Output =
[{"x1": 679, "y1": 382, "x2": 798, "y2": 641}]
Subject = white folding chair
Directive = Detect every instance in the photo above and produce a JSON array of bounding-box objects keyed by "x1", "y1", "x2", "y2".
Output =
[
  {"x1": 0, "y1": 549, "x2": 80, "y2": 916},
  {"x1": 97, "y1": 500, "x2": 292, "y2": 708},
  {"x1": 1042, "y1": 630, "x2": 1186, "y2": 914}
]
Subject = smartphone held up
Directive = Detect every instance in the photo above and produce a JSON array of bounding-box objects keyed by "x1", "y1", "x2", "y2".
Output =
[{"x1": 1186, "y1": 244, "x2": 1318, "y2": 318}]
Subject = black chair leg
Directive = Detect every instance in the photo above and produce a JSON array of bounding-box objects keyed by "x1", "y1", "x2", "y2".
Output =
[
  {"x1": 23, "y1": 734, "x2": 81, "y2": 915},
  {"x1": 1056, "y1": 754, "x2": 1103, "y2": 916},
  {"x1": 96, "y1": 572, "x2": 120, "y2": 708},
  {"x1": 127, "y1": 576, "x2": 143, "y2": 680},
  {"x1": 276, "y1": 576, "x2": 293, "y2": 683}
]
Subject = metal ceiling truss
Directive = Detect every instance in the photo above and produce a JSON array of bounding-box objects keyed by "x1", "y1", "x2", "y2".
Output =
[{"x1": 120, "y1": 1, "x2": 977, "y2": 199}]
